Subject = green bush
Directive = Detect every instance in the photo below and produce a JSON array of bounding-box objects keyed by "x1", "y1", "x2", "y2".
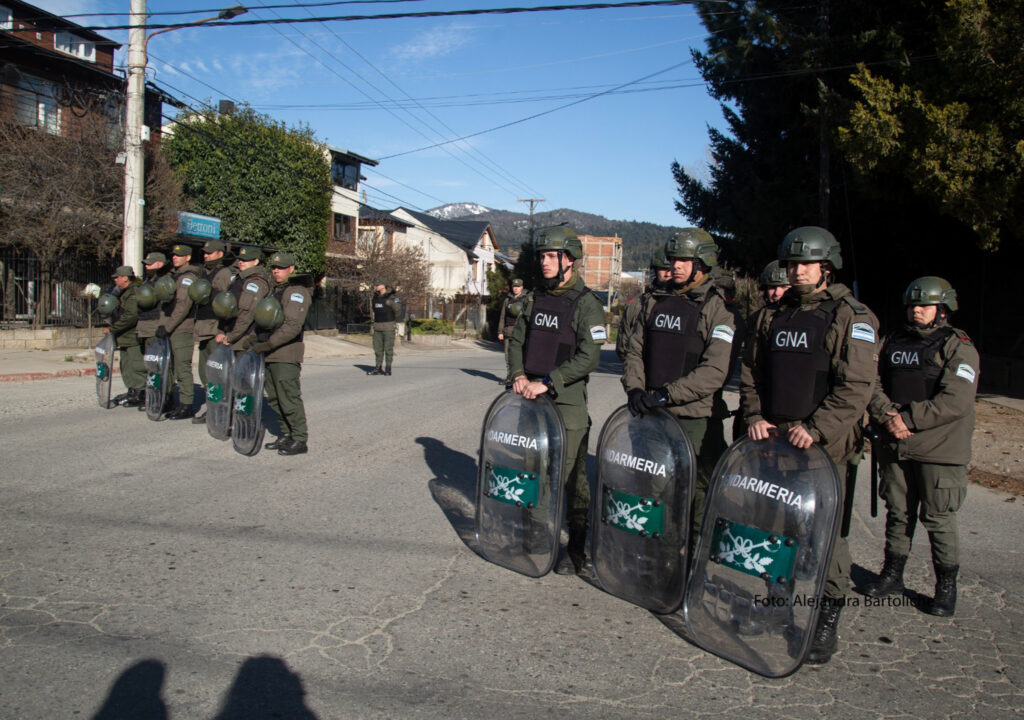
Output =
[{"x1": 410, "y1": 318, "x2": 454, "y2": 335}]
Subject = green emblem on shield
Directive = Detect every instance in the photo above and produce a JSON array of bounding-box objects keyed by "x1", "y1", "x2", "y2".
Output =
[
  {"x1": 234, "y1": 394, "x2": 254, "y2": 415},
  {"x1": 710, "y1": 518, "x2": 797, "y2": 583},
  {"x1": 147, "y1": 372, "x2": 161, "y2": 389},
  {"x1": 602, "y1": 486, "x2": 665, "y2": 538},
  {"x1": 207, "y1": 382, "x2": 224, "y2": 403},
  {"x1": 486, "y1": 465, "x2": 539, "y2": 507},
  {"x1": 96, "y1": 363, "x2": 109, "y2": 380}
]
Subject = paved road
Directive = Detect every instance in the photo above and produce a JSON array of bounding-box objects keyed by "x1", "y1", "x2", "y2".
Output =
[{"x1": 1, "y1": 345, "x2": 1022, "y2": 719}]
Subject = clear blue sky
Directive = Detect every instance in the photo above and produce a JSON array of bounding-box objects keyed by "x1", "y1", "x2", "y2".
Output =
[{"x1": 37, "y1": 0, "x2": 724, "y2": 227}]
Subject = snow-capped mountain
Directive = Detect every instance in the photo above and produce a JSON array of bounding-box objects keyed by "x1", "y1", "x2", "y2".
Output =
[{"x1": 427, "y1": 203, "x2": 492, "y2": 220}]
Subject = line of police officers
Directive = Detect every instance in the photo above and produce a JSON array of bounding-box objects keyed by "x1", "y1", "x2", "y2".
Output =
[
  {"x1": 507, "y1": 224, "x2": 978, "y2": 665},
  {"x1": 102, "y1": 242, "x2": 312, "y2": 456}
]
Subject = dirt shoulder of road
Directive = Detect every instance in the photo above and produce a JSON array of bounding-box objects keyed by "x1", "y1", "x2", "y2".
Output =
[{"x1": 969, "y1": 399, "x2": 1024, "y2": 496}]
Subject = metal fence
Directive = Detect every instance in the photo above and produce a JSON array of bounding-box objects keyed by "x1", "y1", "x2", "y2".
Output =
[{"x1": 0, "y1": 247, "x2": 118, "y2": 327}]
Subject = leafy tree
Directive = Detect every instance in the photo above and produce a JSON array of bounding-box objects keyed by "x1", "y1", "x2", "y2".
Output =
[{"x1": 161, "y1": 105, "x2": 332, "y2": 274}]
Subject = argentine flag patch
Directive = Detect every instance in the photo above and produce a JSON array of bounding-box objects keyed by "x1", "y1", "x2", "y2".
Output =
[
  {"x1": 711, "y1": 324, "x2": 735, "y2": 343},
  {"x1": 245, "y1": 282, "x2": 260, "y2": 293},
  {"x1": 181, "y1": 277, "x2": 193, "y2": 286},
  {"x1": 290, "y1": 292, "x2": 305, "y2": 303},
  {"x1": 850, "y1": 322, "x2": 875, "y2": 343},
  {"x1": 590, "y1": 325, "x2": 607, "y2": 342},
  {"x1": 955, "y1": 363, "x2": 976, "y2": 383}
]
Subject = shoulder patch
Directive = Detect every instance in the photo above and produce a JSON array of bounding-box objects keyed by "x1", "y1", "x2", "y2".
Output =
[
  {"x1": 289, "y1": 292, "x2": 305, "y2": 304},
  {"x1": 181, "y1": 277, "x2": 193, "y2": 287},
  {"x1": 589, "y1": 325, "x2": 607, "y2": 342},
  {"x1": 850, "y1": 322, "x2": 876, "y2": 343},
  {"x1": 955, "y1": 363, "x2": 977, "y2": 383},
  {"x1": 245, "y1": 282, "x2": 260, "y2": 294},
  {"x1": 711, "y1": 324, "x2": 735, "y2": 343}
]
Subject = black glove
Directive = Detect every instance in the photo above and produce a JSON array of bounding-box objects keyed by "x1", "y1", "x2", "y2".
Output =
[
  {"x1": 250, "y1": 342, "x2": 272, "y2": 355},
  {"x1": 627, "y1": 389, "x2": 647, "y2": 417},
  {"x1": 155, "y1": 325, "x2": 168, "y2": 339},
  {"x1": 641, "y1": 389, "x2": 669, "y2": 413}
]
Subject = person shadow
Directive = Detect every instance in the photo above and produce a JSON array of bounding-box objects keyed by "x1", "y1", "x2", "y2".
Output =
[
  {"x1": 460, "y1": 368, "x2": 504, "y2": 384},
  {"x1": 90, "y1": 659, "x2": 169, "y2": 720},
  {"x1": 417, "y1": 436, "x2": 479, "y2": 550},
  {"x1": 211, "y1": 655, "x2": 318, "y2": 720}
]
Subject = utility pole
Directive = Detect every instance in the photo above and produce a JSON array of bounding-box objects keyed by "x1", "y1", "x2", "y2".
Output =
[
  {"x1": 122, "y1": 0, "x2": 147, "y2": 275},
  {"x1": 517, "y1": 198, "x2": 545, "y2": 244}
]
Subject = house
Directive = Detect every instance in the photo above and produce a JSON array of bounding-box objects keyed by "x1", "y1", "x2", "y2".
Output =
[
  {"x1": 325, "y1": 145, "x2": 379, "y2": 258},
  {"x1": 577, "y1": 233, "x2": 622, "y2": 303}
]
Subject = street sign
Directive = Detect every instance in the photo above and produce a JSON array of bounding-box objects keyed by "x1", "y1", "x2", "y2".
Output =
[{"x1": 176, "y1": 211, "x2": 221, "y2": 240}]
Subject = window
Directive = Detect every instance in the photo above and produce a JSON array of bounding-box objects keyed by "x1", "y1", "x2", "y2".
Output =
[
  {"x1": 54, "y1": 32, "x2": 96, "y2": 62},
  {"x1": 0, "y1": 6, "x2": 12, "y2": 31},
  {"x1": 14, "y1": 75, "x2": 61, "y2": 135},
  {"x1": 331, "y1": 160, "x2": 360, "y2": 190}
]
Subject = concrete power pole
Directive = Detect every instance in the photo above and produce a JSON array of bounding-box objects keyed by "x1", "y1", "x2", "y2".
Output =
[{"x1": 122, "y1": 0, "x2": 147, "y2": 275}]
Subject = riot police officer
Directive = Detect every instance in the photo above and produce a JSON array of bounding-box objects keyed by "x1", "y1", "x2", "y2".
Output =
[
  {"x1": 507, "y1": 226, "x2": 606, "y2": 574},
  {"x1": 104, "y1": 265, "x2": 145, "y2": 407},
  {"x1": 158, "y1": 244, "x2": 200, "y2": 420},
  {"x1": 497, "y1": 278, "x2": 525, "y2": 385},
  {"x1": 192, "y1": 239, "x2": 236, "y2": 424},
  {"x1": 621, "y1": 229, "x2": 738, "y2": 540},
  {"x1": 135, "y1": 252, "x2": 171, "y2": 412},
  {"x1": 241, "y1": 251, "x2": 311, "y2": 456},
  {"x1": 759, "y1": 260, "x2": 791, "y2": 305},
  {"x1": 369, "y1": 281, "x2": 402, "y2": 376},
  {"x1": 740, "y1": 226, "x2": 879, "y2": 664},
  {"x1": 615, "y1": 252, "x2": 672, "y2": 362},
  {"x1": 216, "y1": 245, "x2": 271, "y2": 347},
  {"x1": 864, "y1": 277, "x2": 978, "y2": 617}
]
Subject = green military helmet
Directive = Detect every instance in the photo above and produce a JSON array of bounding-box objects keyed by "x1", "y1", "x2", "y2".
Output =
[
  {"x1": 778, "y1": 226, "x2": 843, "y2": 269},
  {"x1": 759, "y1": 260, "x2": 789, "y2": 288},
  {"x1": 253, "y1": 296, "x2": 284, "y2": 330},
  {"x1": 96, "y1": 293, "x2": 119, "y2": 316},
  {"x1": 664, "y1": 228, "x2": 718, "y2": 267},
  {"x1": 211, "y1": 290, "x2": 239, "y2": 320},
  {"x1": 903, "y1": 276, "x2": 958, "y2": 312},
  {"x1": 649, "y1": 253, "x2": 671, "y2": 270},
  {"x1": 187, "y1": 277, "x2": 213, "y2": 305},
  {"x1": 153, "y1": 274, "x2": 177, "y2": 303},
  {"x1": 534, "y1": 226, "x2": 583, "y2": 259},
  {"x1": 136, "y1": 283, "x2": 157, "y2": 310}
]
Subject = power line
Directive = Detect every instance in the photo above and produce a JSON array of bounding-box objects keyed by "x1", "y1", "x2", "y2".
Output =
[{"x1": 52, "y1": 1, "x2": 425, "y2": 20}]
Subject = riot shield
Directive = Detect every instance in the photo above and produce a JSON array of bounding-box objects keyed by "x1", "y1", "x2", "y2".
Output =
[
  {"x1": 475, "y1": 392, "x2": 566, "y2": 577},
  {"x1": 682, "y1": 436, "x2": 841, "y2": 677},
  {"x1": 143, "y1": 337, "x2": 171, "y2": 421},
  {"x1": 205, "y1": 343, "x2": 235, "y2": 441},
  {"x1": 231, "y1": 351, "x2": 265, "y2": 456},
  {"x1": 591, "y1": 406, "x2": 695, "y2": 613},
  {"x1": 94, "y1": 333, "x2": 115, "y2": 409}
]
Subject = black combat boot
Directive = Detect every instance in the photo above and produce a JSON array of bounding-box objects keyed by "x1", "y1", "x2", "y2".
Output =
[
  {"x1": 384, "y1": 364, "x2": 392, "y2": 376},
  {"x1": 166, "y1": 404, "x2": 196, "y2": 420},
  {"x1": 278, "y1": 438, "x2": 308, "y2": 456},
  {"x1": 265, "y1": 435, "x2": 292, "y2": 450},
  {"x1": 122, "y1": 389, "x2": 144, "y2": 407},
  {"x1": 367, "y1": 366, "x2": 383, "y2": 376},
  {"x1": 805, "y1": 597, "x2": 843, "y2": 664},
  {"x1": 191, "y1": 410, "x2": 207, "y2": 425},
  {"x1": 863, "y1": 551, "x2": 908, "y2": 598},
  {"x1": 924, "y1": 564, "x2": 958, "y2": 617},
  {"x1": 556, "y1": 527, "x2": 587, "y2": 575}
]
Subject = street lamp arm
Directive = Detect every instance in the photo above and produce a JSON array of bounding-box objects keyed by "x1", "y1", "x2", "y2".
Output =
[{"x1": 143, "y1": 6, "x2": 248, "y2": 53}]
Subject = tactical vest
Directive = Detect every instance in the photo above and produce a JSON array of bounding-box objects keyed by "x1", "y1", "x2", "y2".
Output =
[
  {"x1": 881, "y1": 326, "x2": 954, "y2": 405},
  {"x1": 503, "y1": 297, "x2": 519, "y2": 329},
  {"x1": 642, "y1": 293, "x2": 706, "y2": 389},
  {"x1": 523, "y1": 288, "x2": 585, "y2": 378},
  {"x1": 373, "y1": 294, "x2": 396, "y2": 323},
  {"x1": 765, "y1": 301, "x2": 837, "y2": 421}
]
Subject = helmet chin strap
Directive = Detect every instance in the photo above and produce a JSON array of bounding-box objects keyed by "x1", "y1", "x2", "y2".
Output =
[
  {"x1": 670, "y1": 260, "x2": 703, "y2": 291},
  {"x1": 544, "y1": 250, "x2": 568, "y2": 289}
]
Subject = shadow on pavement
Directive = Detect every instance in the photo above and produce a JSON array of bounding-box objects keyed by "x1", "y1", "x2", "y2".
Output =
[
  {"x1": 418, "y1": 436, "x2": 478, "y2": 550},
  {"x1": 211, "y1": 655, "x2": 318, "y2": 720},
  {"x1": 460, "y1": 367, "x2": 504, "y2": 384},
  {"x1": 91, "y1": 659, "x2": 168, "y2": 720}
]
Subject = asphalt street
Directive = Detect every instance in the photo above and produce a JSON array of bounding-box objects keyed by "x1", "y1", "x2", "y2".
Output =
[{"x1": 0, "y1": 343, "x2": 1022, "y2": 719}]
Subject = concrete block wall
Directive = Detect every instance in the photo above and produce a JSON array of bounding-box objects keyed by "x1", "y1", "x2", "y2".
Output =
[{"x1": 0, "y1": 327, "x2": 101, "y2": 350}]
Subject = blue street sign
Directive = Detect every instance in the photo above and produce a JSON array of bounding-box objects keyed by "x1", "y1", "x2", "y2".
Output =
[{"x1": 176, "y1": 211, "x2": 221, "y2": 240}]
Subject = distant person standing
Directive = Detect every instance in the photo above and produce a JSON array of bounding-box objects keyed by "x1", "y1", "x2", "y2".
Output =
[
  {"x1": 615, "y1": 253, "x2": 672, "y2": 362},
  {"x1": 216, "y1": 245, "x2": 271, "y2": 348},
  {"x1": 104, "y1": 265, "x2": 145, "y2": 407},
  {"x1": 159, "y1": 244, "x2": 200, "y2": 420},
  {"x1": 863, "y1": 277, "x2": 979, "y2": 617},
  {"x1": 192, "y1": 239, "x2": 235, "y2": 424},
  {"x1": 497, "y1": 278, "x2": 525, "y2": 385},
  {"x1": 368, "y1": 281, "x2": 402, "y2": 376}
]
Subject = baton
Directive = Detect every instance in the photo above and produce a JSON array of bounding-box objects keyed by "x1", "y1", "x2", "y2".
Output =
[{"x1": 864, "y1": 424, "x2": 880, "y2": 518}]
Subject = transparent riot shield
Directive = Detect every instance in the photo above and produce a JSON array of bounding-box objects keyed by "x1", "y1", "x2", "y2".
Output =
[
  {"x1": 143, "y1": 337, "x2": 171, "y2": 421},
  {"x1": 231, "y1": 351, "x2": 265, "y2": 456},
  {"x1": 591, "y1": 406, "x2": 695, "y2": 613},
  {"x1": 475, "y1": 392, "x2": 566, "y2": 578},
  {"x1": 205, "y1": 343, "x2": 234, "y2": 441},
  {"x1": 95, "y1": 332, "x2": 115, "y2": 409},
  {"x1": 683, "y1": 436, "x2": 840, "y2": 677}
]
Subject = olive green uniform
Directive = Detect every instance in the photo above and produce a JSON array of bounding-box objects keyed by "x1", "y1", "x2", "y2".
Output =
[
  {"x1": 867, "y1": 322, "x2": 979, "y2": 567},
  {"x1": 615, "y1": 296, "x2": 644, "y2": 363},
  {"x1": 108, "y1": 279, "x2": 145, "y2": 392},
  {"x1": 136, "y1": 267, "x2": 170, "y2": 344},
  {"x1": 259, "y1": 280, "x2": 312, "y2": 443},
  {"x1": 195, "y1": 260, "x2": 236, "y2": 386},
  {"x1": 621, "y1": 277, "x2": 739, "y2": 534},
  {"x1": 508, "y1": 271, "x2": 605, "y2": 532},
  {"x1": 497, "y1": 291, "x2": 522, "y2": 378},
  {"x1": 740, "y1": 283, "x2": 879, "y2": 600},
  {"x1": 224, "y1": 265, "x2": 272, "y2": 345},
  {"x1": 371, "y1": 289, "x2": 401, "y2": 368},
  {"x1": 160, "y1": 263, "x2": 200, "y2": 406}
]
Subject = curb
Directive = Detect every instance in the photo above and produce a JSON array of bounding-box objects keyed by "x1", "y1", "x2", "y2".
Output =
[{"x1": 0, "y1": 367, "x2": 115, "y2": 383}]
